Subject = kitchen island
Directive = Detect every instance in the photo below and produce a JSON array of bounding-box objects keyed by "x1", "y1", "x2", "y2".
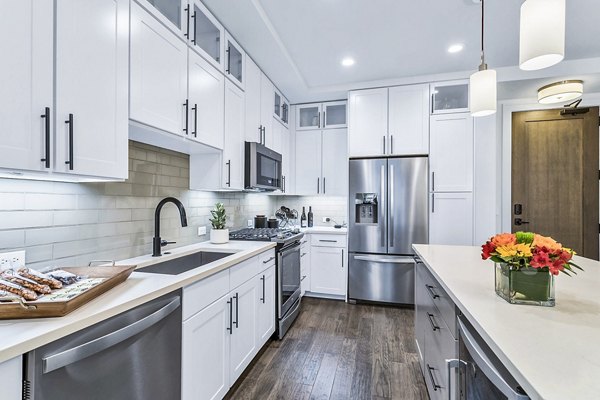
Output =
[{"x1": 413, "y1": 244, "x2": 600, "y2": 400}]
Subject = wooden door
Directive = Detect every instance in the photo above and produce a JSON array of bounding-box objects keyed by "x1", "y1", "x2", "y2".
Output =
[{"x1": 512, "y1": 108, "x2": 599, "y2": 259}]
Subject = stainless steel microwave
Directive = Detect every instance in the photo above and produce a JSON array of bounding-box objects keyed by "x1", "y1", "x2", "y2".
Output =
[{"x1": 244, "y1": 142, "x2": 282, "y2": 191}]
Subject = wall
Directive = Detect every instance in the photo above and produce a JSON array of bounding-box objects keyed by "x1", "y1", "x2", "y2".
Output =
[
  {"x1": 273, "y1": 195, "x2": 348, "y2": 227},
  {"x1": 0, "y1": 141, "x2": 274, "y2": 268}
]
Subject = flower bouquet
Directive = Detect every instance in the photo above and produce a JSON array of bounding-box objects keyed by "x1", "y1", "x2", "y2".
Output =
[{"x1": 481, "y1": 232, "x2": 582, "y2": 306}]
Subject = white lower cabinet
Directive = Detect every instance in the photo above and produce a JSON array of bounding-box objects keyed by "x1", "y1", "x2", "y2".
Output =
[
  {"x1": 300, "y1": 238, "x2": 311, "y2": 296},
  {"x1": 182, "y1": 250, "x2": 276, "y2": 400},
  {"x1": 0, "y1": 356, "x2": 22, "y2": 400},
  {"x1": 310, "y1": 246, "x2": 345, "y2": 296}
]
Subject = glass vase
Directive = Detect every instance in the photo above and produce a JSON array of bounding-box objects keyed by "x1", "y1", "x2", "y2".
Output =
[{"x1": 494, "y1": 263, "x2": 555, "y2": 306}]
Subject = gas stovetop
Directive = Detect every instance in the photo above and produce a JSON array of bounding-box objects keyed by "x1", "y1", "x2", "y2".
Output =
[{"x1": 229, "y1": 228, "x2": 304, "y2": 245}]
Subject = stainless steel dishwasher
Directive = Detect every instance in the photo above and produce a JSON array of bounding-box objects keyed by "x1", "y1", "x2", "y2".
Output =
[{"x1": 24, "y1": 290, "x2": 182, "y2": 400}]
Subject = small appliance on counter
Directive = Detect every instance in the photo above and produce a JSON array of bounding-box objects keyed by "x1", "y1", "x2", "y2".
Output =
[
  {"x1": 254, "y1": 215, "x2": 267, "y2": 228},
  {"x1": 267, "y1": 218, "x2": 279, "y2": 228}
]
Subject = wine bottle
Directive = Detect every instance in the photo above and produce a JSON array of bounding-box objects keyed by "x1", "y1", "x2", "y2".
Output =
[
  {"x1": 307, "y1": 206, "x2": 314, "y2": 227},
  {"x1": 301, "y1": 207, "x2": 307, "y2": 228}
]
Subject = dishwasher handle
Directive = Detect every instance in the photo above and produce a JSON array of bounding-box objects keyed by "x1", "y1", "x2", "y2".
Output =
[
  {"x1": 353, "y1": 255, "x2": 415, "y2": 264},
  {"x1": 42, "y1": 297, "x2": 180, "y2": 374}
]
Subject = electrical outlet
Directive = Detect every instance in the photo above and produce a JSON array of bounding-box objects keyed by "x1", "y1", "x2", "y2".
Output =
[
  {"x1": 247, "y1": 219, "x2": 253, "y2": 227},
  {"x1": 0, "y1": 250, "x2": 26, "y2": 270},
  {"x1": 197, "y1": 226, "x2": 207, "y2": 236},
  {"x1": 322, "y1": 217, "x2": 331, "y2": 223}
]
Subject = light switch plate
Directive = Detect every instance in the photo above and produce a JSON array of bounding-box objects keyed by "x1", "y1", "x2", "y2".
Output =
[
  {"x1": 197, "y1": 226, "x2": 207, "y2": 236},
  {"x1": 247, "y1": 219, "x2": 253, "y2": 227},
  {"x1": 0, "y1": 250, "x2": 26, "y2": 270}
]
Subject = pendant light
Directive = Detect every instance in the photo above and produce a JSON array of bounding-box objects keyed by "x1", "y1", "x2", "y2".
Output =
[
  {"x1": 519, "y1": 0, "x2": 566, "y2": 71},
  {"x1": 470, "y1": 0, "x2": 497, "y2": 117}
]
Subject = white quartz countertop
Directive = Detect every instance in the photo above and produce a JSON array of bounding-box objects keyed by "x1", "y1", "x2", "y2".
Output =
[
  {"x1": 299, "y1": 226, "x2": 347, "y2": 235},
  {"x1": 413, "y1": 244, "x2": 600, "y2": 400},
  {"x1": 0, "y1": 240, "x2": 275, "y2": 364}
]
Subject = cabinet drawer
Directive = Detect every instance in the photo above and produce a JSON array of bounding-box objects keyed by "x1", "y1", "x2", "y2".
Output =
[
  {"x1": 310, "y1": 234, "x2": 347, "y2": 247},
  {"x1": 183, "y1": 269, "x2": 229, "y2": 321},
  {"x1": 417, "y1": 264, "x2": 456, "y2": 337},
  {"x1": 230, "y1": 256, "x2": 260, "y2": 289},
  {"x1": 424, "y1": 316, "x2": 457, "y2": 400},
  {"x1": 258, "y1": 249, "x2": 276, "y2": 269}
]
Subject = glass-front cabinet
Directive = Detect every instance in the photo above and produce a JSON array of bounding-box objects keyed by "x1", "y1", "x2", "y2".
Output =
[
  {"x1": 273, "y1": 89, "x2": 289, "y2": 126},
  {"x1": 296, "y1": 101, "x2": 347, "y2": 130},
  {"x1": 190, "y1": 0, "x2": 224, "y2": 70},
  {"x1": 274, "y1": 91, "x2": 281, "y2": 119},
  {"x1": 138, "y1": 0, "x2": 186, "y2": 35},
  {"x1": 431, "y1": 80, "x2": 469, "y2": 114},
  {"x1": 225, "y1": 32, "x2": 244, "y2": 89}
]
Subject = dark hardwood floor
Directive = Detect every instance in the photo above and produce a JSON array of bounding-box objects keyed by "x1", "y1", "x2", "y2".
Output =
[{"x1": 225, "y1": 297, "x2": 428, "y2": 400}]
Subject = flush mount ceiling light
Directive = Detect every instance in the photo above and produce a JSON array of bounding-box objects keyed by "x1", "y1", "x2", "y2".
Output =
[
  {"x1": 537, "y1": 80, "x2": 583, "y2": 104},
  {"x1": 448, "y1": 44, "x2": 464, "y2": 53},
  {"x1": 519, "y1": 0, "x2": 566, "y2": 71},
  {"x1": 341, "y1": 57, "x2": 355, "y2": 67},
  {"x1": 470, "y1": 0, "x2": 497, "y2": 117}
]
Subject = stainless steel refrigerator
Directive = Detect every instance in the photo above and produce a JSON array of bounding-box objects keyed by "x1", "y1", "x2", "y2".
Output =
[{"x1": 348, "y1": 157, "x2": 428, "y2": 305}]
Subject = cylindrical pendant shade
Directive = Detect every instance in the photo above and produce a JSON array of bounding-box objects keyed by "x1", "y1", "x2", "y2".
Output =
[
  {"x1": 470, "y1": 68, "x2": 497, "y2": 117},
  {"x1": 519, "y1": 0, "x2": 565, "y2": 71}
]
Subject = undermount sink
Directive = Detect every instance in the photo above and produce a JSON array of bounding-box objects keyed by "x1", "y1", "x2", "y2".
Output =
[{"x1": 137, "y1": 251, "x2": 232, "y2": 275}]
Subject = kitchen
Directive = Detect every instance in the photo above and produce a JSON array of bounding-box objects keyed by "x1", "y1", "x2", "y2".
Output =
[{"x1": 0, "y1": 0, "x2": 599, "y2": 399}]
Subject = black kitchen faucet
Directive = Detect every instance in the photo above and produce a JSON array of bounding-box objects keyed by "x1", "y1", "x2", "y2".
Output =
[{"x1": 152, "y1": 197, "x2": 188, "y2": 257}]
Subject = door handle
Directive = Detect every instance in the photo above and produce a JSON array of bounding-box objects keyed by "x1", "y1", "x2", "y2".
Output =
[
  {"x1": 43, "y1": 297, "x2": 180, "y2": 373},
  {"x1": 380, "y1": 163, "x2": 386, "y2": 248},
  {"x1": 260, "y1": 275, "x2": 265, "y2": 303},
  {"x1": 64, "y1": 113, "x2": 74, "y2": 170},
  {"x1": 389, "y1": 164, "x2": 394, "y2": 246},
  {"x1": 183, "y1": 100, "x2": 189, "y2": 135},
  {"x1": 226, "y1": 160, "x2": 231, "y2": 187},
  {"x1": 353, "y1": 255, "x2": 415, "y2": 264},
  {"x1": 40, "y1": 107, "x2": 50, "y2": 168},
  {"x1": 233, "y1": 292, "x2": 239, "y2": 328},
  {"x1": 191, "y1": 103, "x2": 198, "y2": 137},
  {"x1": 514, "y1": 218, "x2": 529, "y2": 226},
  {"x1": 227, "y1": 297, "x2": 233, "y2": 334}
]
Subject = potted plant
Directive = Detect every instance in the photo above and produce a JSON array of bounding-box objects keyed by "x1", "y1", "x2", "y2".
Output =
[
  {"x1": 481, "y1": 231, "x2": 582, "y2": 306},
  {"x1": 209, "y1": 202, "x2": 229, "y2": 244}
]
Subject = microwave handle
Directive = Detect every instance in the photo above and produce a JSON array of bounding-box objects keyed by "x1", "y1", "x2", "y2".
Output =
[{"x1": 457, "y1": 318, "x2": 530, "y2": 400}]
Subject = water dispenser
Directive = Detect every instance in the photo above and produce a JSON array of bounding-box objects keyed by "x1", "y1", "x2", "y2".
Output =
[{"x1": 355, "y1": 193, "x2": 378, "y2": 224}]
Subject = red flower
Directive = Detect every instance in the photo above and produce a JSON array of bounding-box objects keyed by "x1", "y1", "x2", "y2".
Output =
[
  {"x1": 549, "y1": 259, "x2": 565, "y2": 275},
  {"x1": 530, "y1": 249, "x2": 551, "y2": 269},
  {"x1": 481, "y1": 241, "x2": 496, "y2": 260}
]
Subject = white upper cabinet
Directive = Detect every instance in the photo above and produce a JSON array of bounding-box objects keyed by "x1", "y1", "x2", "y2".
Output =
[
  {"x1": 296, "y1": 101, "x2": 347, "y2": 131},
  {"x1": 189, "y1": 0, "x2": 224, "y2": 71},
  {"x1": 430, "y1": 192, "x2": 474, "y2": 245},
  {"x1": 188, "y1": 50, "x2": 224, "y2": 149},
  {"x1": 225, "y1": 32, "x2": 245, "y2": 90},
  {"x1": 349, "y1": 85, "x2": 430, "y2": 157},
  {"x1": 321, "y1": 129, "x2": 348, "y2": 196},
  {"x1": 280, "y1": 123, "x2": 292, "y2": 194},
  {"x1": 431, "y1": 80, "x2": 469, "y2": 114},
  {"x1": 273, "y1": 89, "x2": 290, "y2": 127},
  {"x1": 295, "y1": 130, "x2": 322, "y2": 195},
  {"x1": 388, "y1": 84, "x2": 429, "y2": 155},
  {"x1": 348, "y1": 88, "x2": 388, "y2": 157},
  {"x1": 55, "y1": 0, "x2": 129, "y2": 179},
  {"x1": 297, "y1": 104, "x2": 321, "y2": 131},
  {"x1": 430, "y1": 113, "x2": 474, "y2": 192},
  {"x1": 130, "y1": 2, "x2": 188, "y2": 136},
  {"x1": 222, "y1": 80, "x2": 245, "y2": 190},
  {"x1": 0, "y1": 0, "x2": 53, "y2": 173},
  {"x1": 244, "y1": 57, "x2": 262, "y2": 143},
  {"x1": 260, "y1": 73, "x2": 275, "y2": 147},
  {"x1": 323, "y1": 101, "x2": 347, "y2": 129},
  {"x1": 136, "y1": 0, "x2": 187, "y2": 39}
]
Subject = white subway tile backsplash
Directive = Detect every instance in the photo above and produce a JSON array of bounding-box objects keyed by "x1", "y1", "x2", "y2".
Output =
[
  {"x1": 0, "y1": 211, "x2": 54, "y2": 229},
  {"x1": 25, "y1": 193, "x2": 77, "y2": 210},
  {"x1": 0, "y1": 193, "x2": 25, "y2": 210},
  {"x1": 0, "y1": 230, "x2": 25, "y2": 249},
  {"x1": 54, "y1": 210, "x2": 99, "y2": 226}
]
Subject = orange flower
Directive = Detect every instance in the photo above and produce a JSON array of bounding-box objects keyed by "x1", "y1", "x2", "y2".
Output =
[
  {"x1": 491, "y1": 233, "x2": 517, "y2": 247},
  {"x1": 532, "y1": 234, "x2": 562, "y2": 251}
]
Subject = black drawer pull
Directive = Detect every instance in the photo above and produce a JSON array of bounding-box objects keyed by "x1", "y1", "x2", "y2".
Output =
[
  {"x1": 426, "y1": 284, "x2": 440, "y2": 299},
  {"x1": 319, "y1": 239, "x2": 337, "y2": 243},
  {"x1": 226, "y1": 298, "x2": 233, "y2": 334},
  {"x1": 426, "y1": 364, "x2": 441, "y2": 391},
  {"x1": 427, "y1": 312, "x2": 440, "y2": 331}
]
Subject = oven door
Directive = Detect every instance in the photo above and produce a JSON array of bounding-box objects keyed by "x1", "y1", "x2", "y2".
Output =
[
  {"x1": 456, "y1": 317, "x2": 529, "y2": 400},
  {"x1": 277, "y1": 242, "x2": 301, "y2": 318},
  {"x1": 245, "y1": 142, "x2": 282, "y2": 191}
]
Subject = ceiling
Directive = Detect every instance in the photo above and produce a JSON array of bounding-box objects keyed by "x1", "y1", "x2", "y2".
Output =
[{"x1": 203, "y1": 0, "x2": 600, "y2": 103}]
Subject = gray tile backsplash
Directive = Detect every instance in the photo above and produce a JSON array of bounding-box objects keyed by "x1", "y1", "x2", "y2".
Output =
[
  {"x1": 273, "y1": 196, "x2": 348, "y2": 227},
  {"x1": 0, "y1": 141, "x2": 275, "y2": 268}
]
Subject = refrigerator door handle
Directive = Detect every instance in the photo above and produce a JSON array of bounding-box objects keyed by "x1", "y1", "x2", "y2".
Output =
[
  {"x1": 389, "y1": 163, "x2": 394, "y2": 247},
  {"x1": 380, "y1": 163, "x2": 386, "y2": 248},
  {"x1": 353, "y1": 255, "x2": 415, "y2": 264}
]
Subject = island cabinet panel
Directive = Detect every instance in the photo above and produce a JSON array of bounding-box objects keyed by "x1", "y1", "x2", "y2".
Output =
[{"x1": 0, "y1": 356, "x2": 22, "y2": 400}]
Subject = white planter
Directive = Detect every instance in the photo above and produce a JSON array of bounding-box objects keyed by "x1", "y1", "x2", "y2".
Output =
[{"x1": 210, "y1": 228, "x2": 229, "y2": 244}]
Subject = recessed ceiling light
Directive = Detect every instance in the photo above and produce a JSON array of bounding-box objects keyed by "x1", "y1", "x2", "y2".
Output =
[
  {"x1": 448, "y1": 44, "x2": 464, "y2": 53},
  {"x1": 341, "y1": 57, "x2": 355, "y2": 67}
]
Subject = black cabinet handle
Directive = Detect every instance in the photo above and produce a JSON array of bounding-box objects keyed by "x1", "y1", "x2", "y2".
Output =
[
  {"x1": 191, "y1": 10, "x2": 196, "y2": 44},
  {"x1": 226, "y1": 160, "x2": 231, "y2": 187},
  {"x1": 260, "y1": 275, "x2": 265, "y2": 303},
  {"x1": 426, "y1": 313, "x2": 440, "y2": 331},
  {"x1": 432, "y1": 171, "x2": 435, "y2": 191},
  {"x1": 40, "y1": 107, "x2": 50, "y2": 168},
  {"x1": 431, "y1": 193, "x2": 435, "y2": 213},
  {"x1": 258, "y1": 125, "x2": 262, "y2": 144},
  {"x1": 383, "y1": 136, "x2": 386, "y2": 154},
  {"x1": 425, "y1": 284, "x2": 440, "y2": 299},
  {"x1": 319, "y1": 239, "x2": 337, "y2": 243},
  {"x1": 227, "y1": 298, "x2": 233, "y2": 334},
  {"x1": 226, "y1": 46, "x2": 231, "y2": 74},
  {"x1": 262, "y1": 126, "x2": 266, "y2": 145},
  {"x1": 390, "y1": 135, "x2": 394, "y2": 154},
  {"x1": 341, "y1": 249, "x2": 344, "y2": 269},
  {"x1": 317, "y1": 177, "x2": 320, "y2": 194},
  {"x1": 323, "y1": 177, "x2": 326, "y2": 194},
  {"x1": 233, "y1": 292, "x2": 239, "y2": 328},
  {"x1": 263, "y1": 256, "x2": 275, "y2": 264},
  {"x1": 192, "y1": 103, "x2": 198, "y2": 137},
  {"x1": 184, "y1": 6, "x2": 190, "y2": 38},
  {"x1": 323, "y1": 110, "x2": 326, "y2": 127},
  {"x1": 426, "y1": 364, "x2": 441, "y2": 391},
  {"x1": 64, "y1": 113, "x2": 74, "y2": 170},
  {"x1": 317, "y1": 111, "x2": 321, "y2": 128},
  {"x1": 282, "y1": 176, "x2": 286, "y2": 193},
  {"x1": 183, "y1": 100, "x2": 189, "y2": 134}
]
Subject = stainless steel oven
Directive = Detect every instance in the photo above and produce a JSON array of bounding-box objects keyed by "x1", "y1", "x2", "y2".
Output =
[
  {"x1": 277, "y1": 240, "x2": 301, "y2": 339},
  {"x1": 245, "y1": 142, "x2": 282, "y2": 191},
  {"x1": 450, "y1": 317, "x2": 529, "y2": 400}
]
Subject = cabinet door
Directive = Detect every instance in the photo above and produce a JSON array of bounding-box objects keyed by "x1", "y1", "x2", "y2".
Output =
[
  {"x1": 388, "y1": 84, "x2": 430, "y2": 155},
  {"x1": 323, "y1": 101, "x2": 347, "y2": 129},
  {"x1": 190, "y1": 0, "x2": 224, "y2": 71},
  {"x1": 348, "y1": 88, "x2": 388, "y2": 157},
  {"x1": 130, "y1": 3, "x2": 188, "y2": 137},
  {"x1": 300, "y1": 239, "x2": 311, "y2": 296},
  {"x1": 280, "y1": 124, "x2": 292, "y2": 194},
  {"x1": 260, "y1": 73, "x2": 274, "y2": 147},
  {"x1": 321, "y1": 129, "x2": 348, "y2": 196},
  {"x1": 230, "y1": 278, "x2": 258, "y2": 383},
  {"x1": 0, "y1": 0, "x2": 53, "y2": 173},
  {"x1": 225, "y1": 32, "x2": 245, "y2": 90},
  {"x1": 431, "y1": 81, "x2": 469, "y2": 114},
  {"x1": 294, "y1": 130, "x2": 322, "y2": 195},
  {"x1": 271, "y1": 118, "x2": 283, "y2": 155},
  {"x1": 256, "y1": 265, "x2": 276, "y2": 346},
  {"x1": 274, "y1": 90, "x2": 282, "y2": 120},
  {"x1": 430, "y1": 113, "x2": 474, "y2": 192},
  {"x1": 136, "y1": 0, "x2": 186, "y2": 39},
  {"x1": 296, "y1": 103, "x2": 322, "y2": 131},
  {"x1": 182, "y1": 296, "x2": 230, "y2": 400},
  {"x1": 223, "y1": 80, "x2": 245, "y2": 189},
  {"x1": 245, "y1": 58, "x2": 262, "y2": 143},
  {"x1": 55, "y1": 0, "x2": 129, "y2": 179},
  {"x1": 188, "y1": 50, "x2": 224, "y2": 149},
  {"x1": 310, "y1": 246, "x2": 345, "y2": 295},
  {"x1": 430, "y1": 192, "x2": 474, "y2": 246}
]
